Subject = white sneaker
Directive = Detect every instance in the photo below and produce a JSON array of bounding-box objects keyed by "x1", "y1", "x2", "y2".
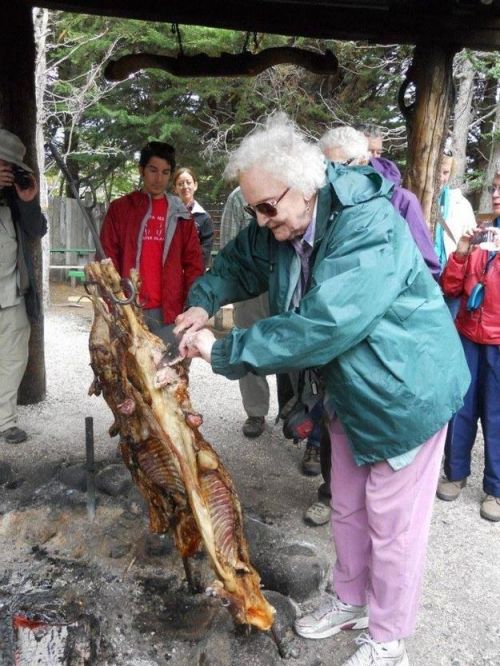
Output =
[
  {"x1": 294, "y1": 592, "x2": 368, "y2": 640},
  {"x1": 342, "y1": 633, "x2": 409, "y2": 666}
]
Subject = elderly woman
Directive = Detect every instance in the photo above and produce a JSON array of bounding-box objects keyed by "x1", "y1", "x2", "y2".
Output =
[
  {"x1": 174, "y1": 114, "x2": 470, "y2": 666},
  {"x1": 437, "y1": 170, "x2": 500, "y2": 522}
]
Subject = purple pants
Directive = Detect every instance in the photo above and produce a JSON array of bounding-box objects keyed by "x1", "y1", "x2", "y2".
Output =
[{"x1": 329, "y1": 418, "x2": 446, "y2": 641}]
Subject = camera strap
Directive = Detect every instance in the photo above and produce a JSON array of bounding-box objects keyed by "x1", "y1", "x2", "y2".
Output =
[
  {"x1": 297, "y1": 367, "x2": 324, "y2": 404},
  {"x1": 466, "y1": 251, "x2": 496, "y2": 311}
]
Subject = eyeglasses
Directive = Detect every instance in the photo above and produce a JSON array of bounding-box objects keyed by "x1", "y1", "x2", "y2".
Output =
[
  {"x1": 243, "y1": 187, "x2": 290, "y2": 218},
  {"x1": 487, "y1": 185, "x2": 500, "y2": 194}
]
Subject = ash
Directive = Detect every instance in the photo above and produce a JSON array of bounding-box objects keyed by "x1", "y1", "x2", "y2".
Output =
[{"x1": 0, "y1": 283, "x2": 498, "y2": 665}]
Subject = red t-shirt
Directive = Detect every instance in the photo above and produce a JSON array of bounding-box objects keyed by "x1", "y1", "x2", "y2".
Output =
[{"x1": 139, "y1": 197, "x2": 167, "y2": 309}]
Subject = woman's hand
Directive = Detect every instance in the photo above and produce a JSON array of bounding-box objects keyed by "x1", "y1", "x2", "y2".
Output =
[
  {"x1": 455, "y1": 226, "x2": 476, "y2": 257},
  {"x1": 178, "y1": 327, "x2": 215, "y2": 362},
  {"x1": 0, "y1": 163, "x2": 14, "y2": 189},
  {"x1": 173, "y1": 306, "x2": 209, "y2": 337}
]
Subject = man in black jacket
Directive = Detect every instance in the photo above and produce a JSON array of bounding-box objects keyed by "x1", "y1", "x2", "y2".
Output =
[{"x1": 0, "y1": 129, "x2": 47, "y2": 444}]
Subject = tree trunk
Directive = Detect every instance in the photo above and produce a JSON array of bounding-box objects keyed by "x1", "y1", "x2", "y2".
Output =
[
  {"x1": 403, "y1": 43, "x2": 457, "y2": 231},
  {"x1": 478, "y1": 91, "x2": 500, "y2": 214},
  {"x1": 63, "y1": 124, "x2": 80, "y2": 199},
  {"x1": 0, "y1": 5, "x2": 46, "y2": 404},
  {"x1": 450, "y1": 53, "x2": 475, "y2": 187},
  {"x1": 34, "y1": 7, "x2": 51, "y2": 310}
]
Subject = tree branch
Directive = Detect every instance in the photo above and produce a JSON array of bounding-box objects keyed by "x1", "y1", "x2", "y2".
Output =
[{"x1": 104, "y1": 47, "x2": 339, "y2": 80}]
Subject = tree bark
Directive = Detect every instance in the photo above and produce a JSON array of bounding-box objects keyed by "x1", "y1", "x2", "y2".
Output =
[
  {"x1": 478, "y1": 91, "x2": 500, "y2": 214},
  {"x1": 402, "y1": 43, "x2": 457, "y2": 230},
  {"x1": 450, "y1": 53, "x2": 475, "y2": 187},
  {"x1": 34, "y1": 7, "x2": 51, "y2": 310},
  {"x1": 0, "y1": 5, "x2": 46, "y2": 404}
]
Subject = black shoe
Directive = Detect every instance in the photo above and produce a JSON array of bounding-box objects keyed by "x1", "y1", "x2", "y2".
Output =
[
  {"x1": 242, "y1": 416, "x2": 265, "y2": 438},
  {"x1": 1, "y1": 427, "x2": 27, "y2": 444},
  {"x1": 301, "y1": 444, "x2": 321, "y2": 476}
]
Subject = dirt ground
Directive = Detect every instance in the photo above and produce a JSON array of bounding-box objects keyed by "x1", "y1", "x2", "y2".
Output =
[{"x1": 0, "y1": 280, "x2": 499, "y2": 665}]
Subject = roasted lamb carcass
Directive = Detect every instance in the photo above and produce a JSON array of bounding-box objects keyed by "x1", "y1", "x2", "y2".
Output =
[{"x1": 85, "y1": 259, "x2": 275, "y2": 631}]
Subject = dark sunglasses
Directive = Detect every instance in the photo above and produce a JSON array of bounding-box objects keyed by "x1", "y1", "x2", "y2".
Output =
[
  {"x1": 487, "y1": 185, "x2": 500, "y2": 194},
  {"x1": 243, "y1": 187, "x2": 290, "y2": 218}
]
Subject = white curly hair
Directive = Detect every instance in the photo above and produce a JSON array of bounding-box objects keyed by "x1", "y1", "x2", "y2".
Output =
[
  {"x1": 318, "y1": 126, "x2": 369, "y2": 164},
  {"x1": 224, "y1": 112, "x2": 326, "y2": 198}
]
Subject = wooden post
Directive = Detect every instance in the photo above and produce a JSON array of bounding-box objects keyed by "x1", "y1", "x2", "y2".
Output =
[
  {"x1": 0, "y1": 5, "x2": 46, "y2": 404},
  {"x1": 401, "y1": 43, "x2": 458, "y2": 230}
]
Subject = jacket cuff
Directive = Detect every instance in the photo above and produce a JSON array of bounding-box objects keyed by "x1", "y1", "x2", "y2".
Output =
[
  {"x1": 450, "y1": 251, "x2": 468, "y2": 265},
  {"x1": 210, "y1": 338, "x2": 246, "y2": 380}
]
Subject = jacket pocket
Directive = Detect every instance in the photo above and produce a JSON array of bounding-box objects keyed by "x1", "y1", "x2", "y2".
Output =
[{"x1": 390, "y1": 295, "x2": 428, "y2": 323}]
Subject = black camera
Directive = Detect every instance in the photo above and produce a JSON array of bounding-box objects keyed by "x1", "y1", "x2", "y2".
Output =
[{"x1": 12, "y1": 165, "x2": 32, "y2": 190}]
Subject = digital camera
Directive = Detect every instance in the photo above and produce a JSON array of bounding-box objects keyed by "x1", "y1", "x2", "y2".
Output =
[
  {"x1": 470, "y1": 227, "x2": 494, "y2": 245},
  {"x1": 12, "y1": 166, "x2": 32, "y2": 190}
]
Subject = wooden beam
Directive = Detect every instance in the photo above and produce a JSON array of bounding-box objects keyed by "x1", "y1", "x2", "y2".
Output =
[
  {"x1": 104, "y1": 47, "x2": 339, "y2": 81},
  {"x1": 402, "y1": 43, "x2": 457, "y2": 230},
  {"x1": 0, "y1": 4, "x2": 46, "y2": 404},
  {"x1": 27, "y1": 0, "x2": 500, "y2": 51}
]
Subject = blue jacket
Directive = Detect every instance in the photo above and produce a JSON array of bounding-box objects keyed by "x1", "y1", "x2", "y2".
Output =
[{"x1": 188, "y1": 164, "x2": 470, "y2": 464}]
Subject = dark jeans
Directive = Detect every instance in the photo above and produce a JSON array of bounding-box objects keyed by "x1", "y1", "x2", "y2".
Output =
[{"x1": 444, "y1": 335, "x2": 500, "y2": 497}]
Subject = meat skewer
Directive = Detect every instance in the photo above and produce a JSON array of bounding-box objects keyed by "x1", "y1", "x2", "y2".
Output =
[{"x1": 85, "y1": 258, "x2": 275, "y2": 631}]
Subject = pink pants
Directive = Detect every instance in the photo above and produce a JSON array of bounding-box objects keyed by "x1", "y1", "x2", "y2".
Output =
[{"x1": 329, "y1": 418, "x2": 446, "y2": 641}]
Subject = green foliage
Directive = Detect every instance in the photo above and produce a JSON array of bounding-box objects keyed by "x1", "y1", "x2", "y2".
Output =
[{"x1": 42, "y1": 11, "x2": 498, "y2": 208}]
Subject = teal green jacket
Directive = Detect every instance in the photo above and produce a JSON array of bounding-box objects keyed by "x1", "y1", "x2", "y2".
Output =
[{"x1": 187, "y1": 163, "x2": 470, "y2": 465}]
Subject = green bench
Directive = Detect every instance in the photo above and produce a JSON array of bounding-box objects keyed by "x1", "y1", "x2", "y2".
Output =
[
  {"x1": 67, "y1": 268, "x2": 86, "y2": 288},
  {"x1": 49, "y1": 248, "x2": 94, "y2": 287}
]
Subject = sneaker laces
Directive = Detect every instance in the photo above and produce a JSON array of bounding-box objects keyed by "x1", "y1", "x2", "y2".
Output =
[{"x1": 347, "y1": 633, "x2": 400, "y2": 665}]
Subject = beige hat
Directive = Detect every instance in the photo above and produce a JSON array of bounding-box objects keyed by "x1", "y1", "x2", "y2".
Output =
[{"x1": 0, "y1": 129, "x2": 33, "y2": 173}]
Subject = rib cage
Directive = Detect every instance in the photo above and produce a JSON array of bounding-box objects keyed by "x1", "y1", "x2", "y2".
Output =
[
  {"x1": 199, "y1": 470, "x2": 239, "y2": 568},
  {"x1": 85, "y1": 259, "x2": 275, "y2": 631}
]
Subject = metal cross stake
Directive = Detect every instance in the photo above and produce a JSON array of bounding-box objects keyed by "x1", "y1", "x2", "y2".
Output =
[{"x1": 85, "y1": 416, "x2": 96, "y2": 521}]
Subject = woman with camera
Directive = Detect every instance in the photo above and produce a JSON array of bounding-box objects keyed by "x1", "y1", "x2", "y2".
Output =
[
  {"x1": 437, "y1": 170, "x2": 500, "y2": 522},
  {"x1": 173, "y1": 113, "x2": 469, "y2": 666},
  {"x1": 0, "y1": 129, "x2": 47, "y2": 445}
]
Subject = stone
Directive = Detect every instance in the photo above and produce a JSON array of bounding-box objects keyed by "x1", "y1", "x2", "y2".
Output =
[
  {"x1": 0, "y1": 462, "x2": 14, "y2": 486},
  {"x1": 29, "y1": 462, "x2": 61, "y2": 487},
  {"x1": 58, "y1": 463, "x2": 88, "y2": 492},
  {"x1": 109, "y1": 542, "x2": 132, "y2": 559},
  {"x1": 263, "y1": 590, "x2": 301, "y2": 659},
  {"x1": 244, "y1": 516, "x2": 329, "y2": 601},
  {"x1": 95, "y1": 464, "x2": 133, "y2": 497},
  {"x1": 144, "y1": 533, "x2": 174, "y2": 557}
]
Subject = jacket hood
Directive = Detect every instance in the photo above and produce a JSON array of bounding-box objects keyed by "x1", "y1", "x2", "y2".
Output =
[
  {"x1": 190, "y1": 199, "x2": 207, "y2": 215},
  {"x1": 370, "y1": 157, "x2": 402, "y2": 187},
  {"x1": 327, "y1": 162, "x2": 394, "y2": 207},
  {"x1": 126, "y1": 190, "x2": 190, "y2": 218}
]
